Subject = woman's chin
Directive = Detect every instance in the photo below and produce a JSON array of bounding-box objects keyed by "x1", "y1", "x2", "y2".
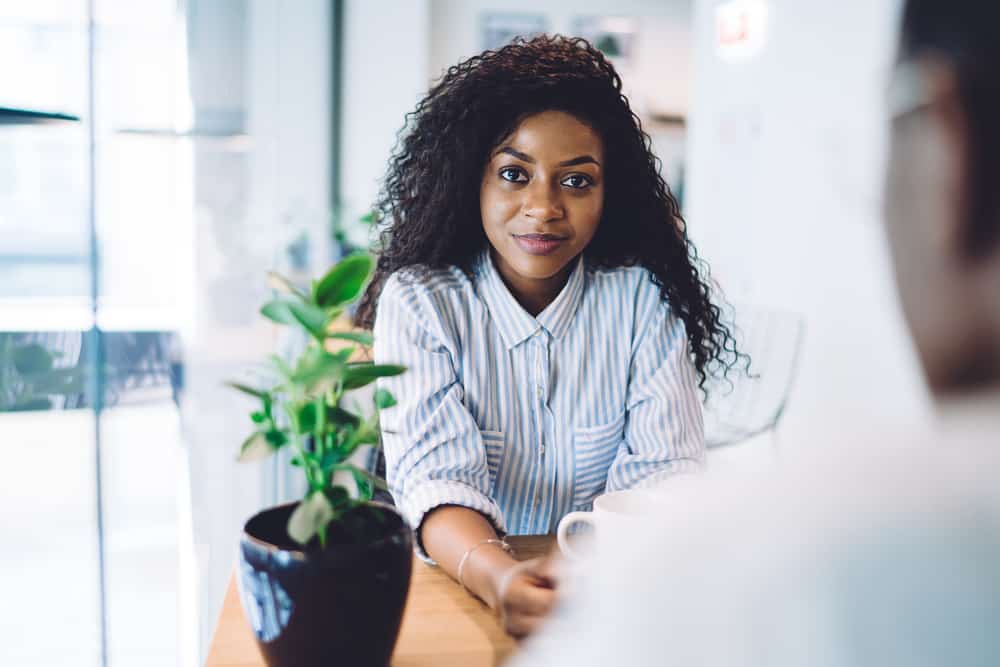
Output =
[{"x1": 508, "y1": 255, "x2": 572, "y2": 281}]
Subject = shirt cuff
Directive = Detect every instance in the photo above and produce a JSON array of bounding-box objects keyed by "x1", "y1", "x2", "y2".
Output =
[{"x1": 398, "y1": 479, "x2": 507, "y2": 563}]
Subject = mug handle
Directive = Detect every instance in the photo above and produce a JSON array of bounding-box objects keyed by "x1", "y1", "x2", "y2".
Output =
[{"x1": 556, "y1": 511, "x2": 595, "y2": 561}]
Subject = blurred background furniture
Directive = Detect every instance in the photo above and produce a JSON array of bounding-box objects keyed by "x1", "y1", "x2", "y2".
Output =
[{"x1": 702, "y1": 306, "x2": 806, "y2": 450}]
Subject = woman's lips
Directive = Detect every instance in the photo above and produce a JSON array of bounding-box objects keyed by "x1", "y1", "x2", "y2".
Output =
[{"x1": 513, "y1": 233, "x2": 567, "y2": 256}]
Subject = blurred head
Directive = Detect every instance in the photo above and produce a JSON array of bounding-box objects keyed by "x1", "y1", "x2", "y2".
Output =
[
  {"x1": 358, "y1": 35, "x2": 743, "y2": 391},
  {"x1": 886, "y1": 0, "x2": 1000, "y2": 392}
]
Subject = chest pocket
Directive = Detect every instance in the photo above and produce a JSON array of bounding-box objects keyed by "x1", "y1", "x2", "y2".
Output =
[
  {"x1": 480, "y1": 429, "x2": 505, "y2": 495},
  {"x1": 572, "y1": 412, "x2": 626, "y2": 510}
]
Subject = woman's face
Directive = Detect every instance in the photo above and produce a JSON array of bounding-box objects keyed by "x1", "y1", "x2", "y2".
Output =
[{"x1": 480, "y1": 110, "x2": 605, "y2": 291}]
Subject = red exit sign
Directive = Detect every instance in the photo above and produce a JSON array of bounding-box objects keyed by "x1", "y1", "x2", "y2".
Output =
[
  {"x1": 715, "y1": 1, "x2": 767, "y2": 60},
  {"x1": 718, "y1": 8, "x2": 750, "y2": 45}
]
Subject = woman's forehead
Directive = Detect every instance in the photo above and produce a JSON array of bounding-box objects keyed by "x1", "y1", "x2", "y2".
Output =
[{"x1": 495, "y1": 111, "x2": 604, "y2": 161}]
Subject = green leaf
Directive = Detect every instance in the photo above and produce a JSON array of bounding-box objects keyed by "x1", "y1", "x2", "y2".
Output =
[
  {"x1": 333, "y1": 421, "x2": 378, "y2": 462},
  {"x1": 269, "y1": 355, "x2": 293, "y2": 379},
  {"x1": 327, "y1": 331, "x2": 373, "y2": 346},
  {"x1": 287, "y1": 492, "x2": 335, "y2": 546},
  {"x1": 250, "y1": 411, "x2": 266, "y2": 424},
  {"x1": 260, "y1": 299, "x2": 298, "y2": 325},
  {"x1": 291, "y1": 348, "x2": 348, "y2": 394},
  {"x1": 326, "y1": 405, "x2": 361, "y2": 428},
  {"x1": 334, "y1": 463, "x2": 388, "y2": 492},
  {"x1": 352, "y1": 421, "x2": 380, "y2": 447},
  {"x1": 227, "y1": 381, "x2": 267, "y2": 399},
  {"x1": 12, "y1": 344, "x2": 53, "y2": 374},
  {"x1": 286, "y1": 301, "x2": 329, "y2": 341},
  {"x1": 373, "y1": 388, "x2": 397, "y2": 409},
  {"x1": 313, "y1": 254, "x2": 374, "y2": 308},
  {"x1": 327, "y1": 484, "x2": 351, "y2": 503},
  {"x1": 342, "y1": 363, "x2": 406, "y2": 390},
  {"x1": 267, "y1": 271, "x2": 309, "y2": 301},
  {"x1": 237, "y1": 432, "x2": 275, "y2": 462},
  {"x1": 297, "y1": 402, "x2": 317, "y2": 432},
  {"x1": 264, "y1": 429, "x2": 288, "y2": 448},
  {"x1": 320, "y1": 445, "x2": 346, "y2": 471},
  {"x1": 355, "y1": 476, "x2": 373, "y2": 502},
  {"x1": 330, "y1": 347, "x2": 354, "y2": 364}
]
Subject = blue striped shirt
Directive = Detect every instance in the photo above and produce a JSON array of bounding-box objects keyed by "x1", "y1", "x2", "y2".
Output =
[{"x1": 373, "y1": 249, "x2": 704, "y2": 555}]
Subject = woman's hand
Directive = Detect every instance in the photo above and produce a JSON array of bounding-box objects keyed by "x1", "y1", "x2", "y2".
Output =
[
  {"x1": 492, "y1": 556, "x2": 560, "y2": 638},
  {"x1": 420, "y1": 506, "x2": 562, "y2": 637}
]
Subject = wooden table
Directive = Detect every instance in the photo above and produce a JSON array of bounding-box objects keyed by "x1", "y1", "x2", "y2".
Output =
[{"x1": 205, "y1": 535, "x2": 555, "y2": 667}]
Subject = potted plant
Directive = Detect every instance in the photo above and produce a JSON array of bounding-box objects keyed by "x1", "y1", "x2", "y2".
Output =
[
  {"x1": 228, "y1": 253, "x2": 411, "y2": 667},
  {"x1": 0, "y1": 335, "x2": 85, "y2": 411}
]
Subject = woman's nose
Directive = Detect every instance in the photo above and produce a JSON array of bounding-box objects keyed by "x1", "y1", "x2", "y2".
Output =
[{"x1": 522, "y1": 181, "x2": 565, "y2": 222}]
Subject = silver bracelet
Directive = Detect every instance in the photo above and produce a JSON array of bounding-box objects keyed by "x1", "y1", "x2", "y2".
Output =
[{"x1": 456, "y1": 538, "x2": 515, "y2": 592}]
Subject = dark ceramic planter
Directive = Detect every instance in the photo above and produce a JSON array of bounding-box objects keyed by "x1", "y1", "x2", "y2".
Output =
[{"x1": 238, "y1": 502, "x2": 413, "y2": 667}]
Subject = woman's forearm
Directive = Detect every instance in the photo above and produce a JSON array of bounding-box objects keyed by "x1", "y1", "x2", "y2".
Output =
[{"x1": 421, "y1": 505, "x2": 519, "y2": 608}]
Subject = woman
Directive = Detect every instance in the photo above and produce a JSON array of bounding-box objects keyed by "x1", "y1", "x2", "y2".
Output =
[{"x1": 357, "y1": 35, "x2": 740, "y2": 636}]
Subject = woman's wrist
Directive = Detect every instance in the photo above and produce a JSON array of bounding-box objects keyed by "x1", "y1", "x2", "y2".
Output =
[{"x1": 463, "y1": 545, "x2": 520, "y2": 609}]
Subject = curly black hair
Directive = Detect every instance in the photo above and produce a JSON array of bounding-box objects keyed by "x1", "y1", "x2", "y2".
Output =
[{"x1": 355, "y1": 35, "x2": 742, "y2": 391}]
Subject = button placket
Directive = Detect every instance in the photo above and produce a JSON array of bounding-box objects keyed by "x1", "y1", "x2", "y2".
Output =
[
  {"x1": 536, "y1": 336, "x2": 553, "y2": 525},
  {"x1": 535, "y1": 337, "x2": 549, "y2": 457},
  {"x1": 534, "y1": 337, "x2": 547, "y2": 401}
]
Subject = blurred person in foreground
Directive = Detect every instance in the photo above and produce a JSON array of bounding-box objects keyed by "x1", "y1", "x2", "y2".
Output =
[{"x1": 511, "y1": 1, "x2": 1000, "y2": 665}]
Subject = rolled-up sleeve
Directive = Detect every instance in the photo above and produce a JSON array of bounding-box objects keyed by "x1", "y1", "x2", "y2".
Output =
[
  {"x1": 373, "y1": 274, "x2": 506, "y2": 559},
  {"x1": 605, "y1": 288, "x2": 705, "y2": 492}
]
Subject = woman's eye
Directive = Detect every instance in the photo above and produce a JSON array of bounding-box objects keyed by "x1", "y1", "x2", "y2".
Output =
[
  {"x1": 562, "y1": 174, "x2": 593, "y2": 189},
  {"x1": 499, "y1": 167, "x2": 527, "y2": 183}
]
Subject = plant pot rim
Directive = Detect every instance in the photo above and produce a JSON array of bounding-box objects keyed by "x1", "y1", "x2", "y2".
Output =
[{"x1": 241, "y1": 500, "x2": 405, "y2": 561}]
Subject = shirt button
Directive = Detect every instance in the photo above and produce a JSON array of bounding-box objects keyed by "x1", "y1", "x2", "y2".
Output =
[
  {"x1": 536, "y1": 386, "x2": 544, "y2": 397},
  {"x1": 539, "y1": 443, "x2": 546, "y2": 455}
]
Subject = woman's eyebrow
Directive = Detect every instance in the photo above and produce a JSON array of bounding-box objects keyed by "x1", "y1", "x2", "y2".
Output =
[
  {"x1": 495, "y1": 146, "x2": 601, "y2": 167},
  {"x1": 557, "y1": 155, "x2": 600, "y2": 167},
  {"x1": 496, "y1": 146, "x2": 535, "y2": 163}
]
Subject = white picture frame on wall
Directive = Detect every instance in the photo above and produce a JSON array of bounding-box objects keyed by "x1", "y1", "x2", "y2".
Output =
[
  {"x1": 480, "y1": 12, "x2": 548, "y2": 51},
  {"x1": 571, "y1": 16, "x2": 638, "y2": 66}
]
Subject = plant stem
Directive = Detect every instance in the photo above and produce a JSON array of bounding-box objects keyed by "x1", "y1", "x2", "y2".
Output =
[
  {"x1": 289, "y1": 431, "x2": 318, "y2": 491},
  {"x1": 315, "y1": 394, "x2": 328, "y2": 488}
]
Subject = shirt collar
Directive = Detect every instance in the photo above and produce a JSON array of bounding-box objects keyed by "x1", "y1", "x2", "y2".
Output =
[
  {"x1": 536, "y1": 252, "x2": 586, "y2": 340},
  {"x1": 475, "y1": 248, "x2": 586, "y2": 349}
]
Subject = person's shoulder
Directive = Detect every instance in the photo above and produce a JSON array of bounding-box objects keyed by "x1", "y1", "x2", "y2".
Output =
[
  {"x1": 585, "y1": 260, "x2": 651, "y2": 282},
  {"x1": 380, "y1": 263, "x2": 471, "y2": 305},
  {"x1": 513, "y1": 421, "x2": 1000, "y2": 667},
  {"x1": 377, "y1": 264, "x2": 477, "y2": 339},
  {"x1": 585, "y1": 261, "x2": 667, "y2": 325},
  {"x1": 585, "y1": 261, "x2": 659, "y2": 298},
  {"x1": 643, "y1": 425, "x2": 1000, "y2": 557}
]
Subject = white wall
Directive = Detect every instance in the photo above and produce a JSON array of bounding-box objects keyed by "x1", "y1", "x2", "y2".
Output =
[
  {"x1": 182, "y1": 0, "x2": 332, "y2": 661},
  {"x1": 429, "y1": 0, "x2": 692, "y2": 118},
  {"x1": 686, "y1": 0, "x2": 931, "y2": 445},
  {"x1": 340, "y1": 0, "x2": 431, "y2": 229}
]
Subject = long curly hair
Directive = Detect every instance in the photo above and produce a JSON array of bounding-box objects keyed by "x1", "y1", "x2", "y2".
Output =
[{"x1": 356, "y1": 35, "x2": 742, "y2": 391}]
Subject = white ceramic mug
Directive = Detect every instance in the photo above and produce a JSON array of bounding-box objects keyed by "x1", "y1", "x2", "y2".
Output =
[{"x1": 556, "y1": 488, "x2": 670, "y2": 560}]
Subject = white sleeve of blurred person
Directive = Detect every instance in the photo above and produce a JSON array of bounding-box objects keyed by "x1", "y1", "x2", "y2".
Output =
[{"x1": 510, "y1": 421, "x2": 1000, "y2": 667}]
